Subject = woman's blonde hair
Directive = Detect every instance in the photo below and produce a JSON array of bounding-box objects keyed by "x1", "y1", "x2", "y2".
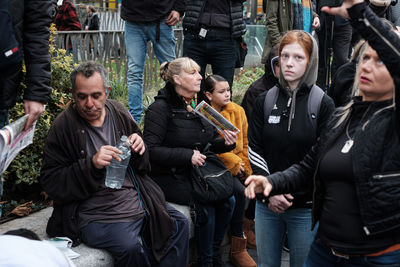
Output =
[
  {"x1": 159, "y1": 57, "x2": 201, "y2": 84},
  {"x1": 334, "y1": 42, "x2": 395, "y2": 128}
]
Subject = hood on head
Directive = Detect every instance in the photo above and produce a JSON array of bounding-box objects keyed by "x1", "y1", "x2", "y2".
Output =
[
  {"x1": 278, "y1": 31, "x2": 319, "y2": 91},
  {"x1": 265, "y1": 44, "x2": 280, "y2": 79}
]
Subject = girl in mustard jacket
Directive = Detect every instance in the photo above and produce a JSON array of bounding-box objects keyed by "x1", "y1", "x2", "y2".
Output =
[{"x1": 204, "y1": 75, "x2": 256, "y2": 267}]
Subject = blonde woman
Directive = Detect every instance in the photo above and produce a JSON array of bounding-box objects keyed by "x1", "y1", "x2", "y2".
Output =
[
  {"x1": 246, "y1": 1, "x2": 400, "y2": 265},
  {"x1": 144, "y1": 57, "x2": 237, "y2": 267}
]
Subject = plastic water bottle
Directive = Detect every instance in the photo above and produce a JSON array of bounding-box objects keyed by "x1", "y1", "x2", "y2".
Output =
[{"x1": 105, "y1": 136, "x2": 131, "y2": 189}]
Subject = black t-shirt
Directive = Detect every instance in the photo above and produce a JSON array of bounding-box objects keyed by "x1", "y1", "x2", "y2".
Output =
[{"x1": 318, "y1": 103, "x2": 400, "y2": 254}]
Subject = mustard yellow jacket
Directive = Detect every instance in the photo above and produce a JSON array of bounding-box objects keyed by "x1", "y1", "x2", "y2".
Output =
[{"x1": 216, "y1": 102, "x2": 252, "y2": 179}]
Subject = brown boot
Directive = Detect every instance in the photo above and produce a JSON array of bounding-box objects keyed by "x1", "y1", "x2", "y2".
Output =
[
  {"x1": 243, "y1": 218, "x2": 256, "y2": 249},
  {"x1": 229, "y1": 236, "x2": 257, "y2": 267}
]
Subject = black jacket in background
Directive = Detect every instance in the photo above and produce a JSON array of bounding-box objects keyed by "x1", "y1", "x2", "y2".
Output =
[
  {"x1": 121, "y1": 0, "x2": 187, "y2": 23},
  {"x1": 0, "y1": 0, "x2": 56, "y2": 110},
  {"x1": 328, "y1": 60, "x2": 356, "y2": 107},
  {"x1": 182, "y1": 0, "x2": 246, "y2": 38},
  {"x1": 241, "y1": 45, "x2": 279, "y2": 119},
  {"x1": 144, "y1": 82, "x2": 235, "y2": 205}
]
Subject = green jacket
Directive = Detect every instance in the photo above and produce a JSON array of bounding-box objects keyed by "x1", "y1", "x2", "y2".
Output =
[{"x1": 261, "y1": 0, "x2": 317, "y2": 63}]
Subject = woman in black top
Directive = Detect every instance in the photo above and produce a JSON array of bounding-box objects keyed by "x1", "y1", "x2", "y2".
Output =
[
  {"x1": 245, "y1": 0, "x2": 400, "y2": 265},
  {"x1": 144, "y1": 57, "x2": 237, "y2": 267},
  {"x1": 83, "y1": 6, "x2": 100, "y2": 31}
]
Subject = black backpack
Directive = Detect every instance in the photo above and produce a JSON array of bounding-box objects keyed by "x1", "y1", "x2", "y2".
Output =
[
  {"x1": 263, "y1": 85, "x2": 325, "y2": 130},
  {"x1": 0, "y1": 0, "x2": 22, "y2": 68}
]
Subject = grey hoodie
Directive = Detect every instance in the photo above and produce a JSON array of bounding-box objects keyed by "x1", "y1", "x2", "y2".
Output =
[{"x1": 278, "y1": 31, "x2": 319, "y2": 131}]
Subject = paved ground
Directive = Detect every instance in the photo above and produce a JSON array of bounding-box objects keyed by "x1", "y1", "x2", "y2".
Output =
[
  {"x1": 0, "y1": 207, "x2": 291, "y2": 267},
  {"x1": 221, "y1": 243, "x2": 290, "y2": 267}
]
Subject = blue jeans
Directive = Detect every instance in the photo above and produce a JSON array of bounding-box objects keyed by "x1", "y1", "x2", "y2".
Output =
[
  {"x1": 195, "y1": 196, "x2": 235, "y2": 266},
  {"x1": 255, "y1": 201, "x2": 317, "y2": 267},
  {"x1": 183, "y1": 33, "x2": 237, "y2": 91},
  {"x1": 124, "y1": 21, "x2": 176, "y2": 122},
  {"x1": 304, "y1": 238, "x2": 400, "y2": 267},
  {"x1": 81, "y1": 204, "x2": 189, "y2": 267}
]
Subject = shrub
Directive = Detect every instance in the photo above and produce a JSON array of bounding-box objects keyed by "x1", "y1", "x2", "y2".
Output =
[{"x1": 2, "y1": 25, "x2": 73, "y2": 197}]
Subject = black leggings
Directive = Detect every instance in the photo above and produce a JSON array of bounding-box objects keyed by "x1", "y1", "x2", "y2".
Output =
[{"x1": 230, "y1": 177, "x2": 246, "y2": 237}]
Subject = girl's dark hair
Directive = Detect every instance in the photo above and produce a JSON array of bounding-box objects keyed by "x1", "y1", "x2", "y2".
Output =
[{"x1": 203, "y1": 75, "x2": 227, "y2": 93}]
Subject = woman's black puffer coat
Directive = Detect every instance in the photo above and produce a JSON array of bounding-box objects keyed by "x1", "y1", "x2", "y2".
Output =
[{"x1": 144, "y1": 82, "x2": 234, "y2": 205}]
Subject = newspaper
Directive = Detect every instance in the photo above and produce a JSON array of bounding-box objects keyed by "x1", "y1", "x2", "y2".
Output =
[
  {"x1": 0, "y1": 115, "x2": 35, "y2": 174},
  {"x1": 45, "y1": 237, "x2": 80, "y2": 261},
  {"x1": 194, "y1": 101, "x2": 240, "y2": 134}
]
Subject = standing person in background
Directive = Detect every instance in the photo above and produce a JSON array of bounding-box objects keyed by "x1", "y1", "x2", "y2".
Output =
[
  {"x1": 84, "y1": 5, "x2": 100, "y2": 31},
  {"x1": 248, "y1": 30, "x2": 334, "y2": 267},
  {"x1": 121, "y1": 0, "x2": 186, "y2": 122},
  {"x1": 0, "y1": 0, "x2": 56, "y2": 213},
  {"x1": 204, "y1": 75, "x2": 256, "y2": 267},
  {"x1": 316, "y1": 0, "x2": 352, "y2": 91},
  {"x1": 246, "y1": 1, "x2": 400, "y2": 266},
  {"x1": 55, "y1": 0, "x2": 82, "y2": 31},
  {"x1": 241, "y1": 45, "x2": 280, "y2": 119},
  {"x1": 182, "y1": 0, "x2": 247, "y2": 99},
  {"x1": 261, "y1": 0, "x2": 320, "y2": 65},
  {"x1": 55, "y1": 0, "x2": 82, "y2": 54}
]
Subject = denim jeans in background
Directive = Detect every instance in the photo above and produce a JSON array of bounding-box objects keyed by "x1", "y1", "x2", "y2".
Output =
[
  {"x1": 124, "y1": 21, "x2": 175, "y2": 122},
  {"x1": 183, "y1": 33, "x2": 237, "y2": 93},
  {"x1": 255, "y1": 201, "x2": 317, "y2": 267},
  {"x1": 304, "y1": 238, "x2": 400, "y2": 267},
  {"x1": 0, "y1": 109, "x2": 9, "y2": 217},
  {"x1": 195, "y1": 196, "x2": 235, "y2": 266}
]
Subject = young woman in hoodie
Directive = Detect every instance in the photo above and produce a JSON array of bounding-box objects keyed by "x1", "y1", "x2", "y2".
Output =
[{"x1": 247, "y1": 30, "x2": 335, "y2": 267}]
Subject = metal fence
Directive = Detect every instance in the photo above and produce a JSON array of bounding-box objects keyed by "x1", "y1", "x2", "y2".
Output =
[
  {"x1": 55, "y1": 29, "x2": 184, "y2": 91},
  {"x1": 56, "y1": 7, "x2": 267, "y2": 91}
]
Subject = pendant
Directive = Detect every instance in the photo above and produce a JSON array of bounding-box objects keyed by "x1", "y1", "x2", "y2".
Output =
[{"x1": 341, "y1": 139, "x2": 354, "y2": 154}]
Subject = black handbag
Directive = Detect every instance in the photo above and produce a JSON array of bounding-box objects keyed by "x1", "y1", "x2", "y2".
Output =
[{"x1": 191, "y1": 144, "x2": 234, "y2": 204}]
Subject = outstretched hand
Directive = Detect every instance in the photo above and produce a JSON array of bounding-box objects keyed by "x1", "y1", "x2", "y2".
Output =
[
  {"x1": 321, "y1": 0, "x2": 364, "y2": 19},
  {"x1": 244, "y1": 175, "x2": 273, "y2": 199}
]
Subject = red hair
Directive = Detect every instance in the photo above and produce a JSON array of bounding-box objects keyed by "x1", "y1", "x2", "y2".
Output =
[{"x1": 279, "y1": 30, "x2": 313, "y2": 61}]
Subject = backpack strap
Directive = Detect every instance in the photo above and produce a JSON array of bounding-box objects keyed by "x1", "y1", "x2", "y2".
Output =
[
  {"x1": 263, "y1": 85, "x2": 279, "y2": 123},
  {"x1": 307, "y1": 85, "x2": 325, "y2": 130}
]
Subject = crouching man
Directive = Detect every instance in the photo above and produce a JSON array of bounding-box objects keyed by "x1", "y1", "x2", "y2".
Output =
[{"x1": 40, "y1": 61, "x2": 189, "y2": 266}]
